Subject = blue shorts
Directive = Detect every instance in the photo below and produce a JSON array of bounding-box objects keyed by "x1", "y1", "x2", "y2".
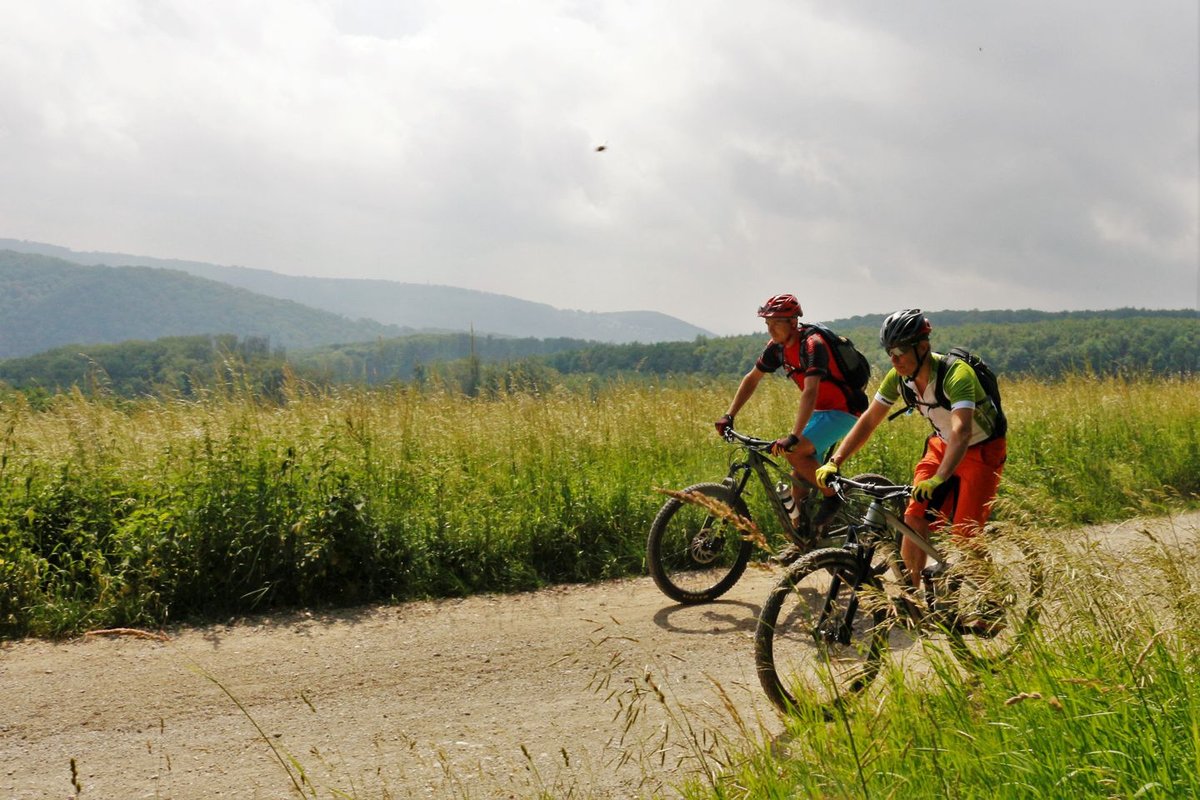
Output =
[{"x1": 803, "y1": 410, "x2": 857, "y2": 462}]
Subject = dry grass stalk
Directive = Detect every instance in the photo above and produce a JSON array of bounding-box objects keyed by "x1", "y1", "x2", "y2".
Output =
[
  {"x1": 84, "y1": 627, "x2": 171, "y2": 642},
  {"x1": 653, "y1": 487, "x2": 770, "y2": 552}
]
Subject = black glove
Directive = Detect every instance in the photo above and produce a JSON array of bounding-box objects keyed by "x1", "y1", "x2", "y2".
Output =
[
  {"x1": 771, "y1": 433, "x2": 800, "y2": 454},
  {"x1": 715, "y1": 414, "x2": 734, "y2": 437}
]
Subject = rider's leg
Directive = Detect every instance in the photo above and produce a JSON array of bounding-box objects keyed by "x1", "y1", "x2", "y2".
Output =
[
  {"x1": 783, "y1": 439, "x2": 818, "y2": 500},
  {"x1": 902, "y1": 514, "x2": 934, "y2": 588},
  {"x1": 946, "y1": 437, "x2": 1007, "y2": 538},
  {"x1": 904, "y1": 436, "x2": 1007, "y2": 587},
  {"x1": 904, "y1": 435, "x2": 951, "y2": 587},
  {"x1": 798, "y1": 410, "x2": 858, "y2": 500},
  {"x1": 940, "y1": 439, "x2": 1008, "y2": 632},
  {"x1": 781, "y1": 440, "x2": 820, "y2": 532},
  {"x1": 803, "y1": 410, "x2": 859, "y2": 529}
]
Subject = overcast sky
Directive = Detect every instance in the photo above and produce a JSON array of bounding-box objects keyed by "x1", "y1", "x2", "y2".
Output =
[{"x1": 2, "y1": 1, "x2": 1197, "y2": 335}]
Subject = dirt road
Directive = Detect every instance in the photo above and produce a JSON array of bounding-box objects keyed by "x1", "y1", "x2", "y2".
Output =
[{"x1": 3, "y1": 511, "x2": 1197, "y2": 799}]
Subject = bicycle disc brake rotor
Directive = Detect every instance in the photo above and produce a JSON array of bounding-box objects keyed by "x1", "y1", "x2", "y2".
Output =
[
  {"x1": 814, "y1": 614, "x2": 853, "y2": 645},
  {"x1": 689, "y1": 527, "x2": 724, "y2": 565}
]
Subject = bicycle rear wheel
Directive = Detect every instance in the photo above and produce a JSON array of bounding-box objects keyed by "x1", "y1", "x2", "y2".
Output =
[
  {"x1": 943, "y1": 531, "x2": 1044, "y2": 670},
  {"x1": 646, "y1": 482, "x2": 754, "y2": 604},
  {"x1": 755, "y1": 548, "x2": 889, "y2": 716}
]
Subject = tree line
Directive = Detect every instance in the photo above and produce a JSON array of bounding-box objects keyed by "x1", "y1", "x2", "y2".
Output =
[
  {"x1": 0, "y1": 310, "x2": 1195, "y2": 401},
  {"x1": 535, "y1": 312, "x2": 1199, "y2": 381}
]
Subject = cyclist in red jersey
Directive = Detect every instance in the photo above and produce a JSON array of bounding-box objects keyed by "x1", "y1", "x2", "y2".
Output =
[{"x1": 715, "y1": 294, "x2": 862, "y2": 555}]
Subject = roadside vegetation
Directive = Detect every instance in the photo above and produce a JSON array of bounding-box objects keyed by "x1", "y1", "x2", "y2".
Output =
[
  {"x1": 676, "y1": 508, "x2": 1199, "y2": 800},
  {"x1": 0, "y1": 373, "x2": 1197, "y2": 639},
  {"x1": 3, "y1": 369, "x2": 1198, "y2": 800}
]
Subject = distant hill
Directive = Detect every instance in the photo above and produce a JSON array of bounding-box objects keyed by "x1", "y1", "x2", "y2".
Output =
[
  {"x1": 0, "y1": 250, "x2": 407, "y2": 359},
  {"x1": 0, "y1": 239, "x2": 713, "y2": 343}
]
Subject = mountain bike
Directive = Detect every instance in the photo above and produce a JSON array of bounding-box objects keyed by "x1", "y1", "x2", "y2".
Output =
[
  {"x1": 646, "y1": 428, "x2": 897, "y2": 604},
  {"x1": 755, "y1": 474, "x2": 1044, "y2": 716}
]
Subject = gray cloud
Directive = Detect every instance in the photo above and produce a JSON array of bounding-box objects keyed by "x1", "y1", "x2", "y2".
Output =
[{"x1": 1, "y1": 0, "x2": 1195, "y2": 335}]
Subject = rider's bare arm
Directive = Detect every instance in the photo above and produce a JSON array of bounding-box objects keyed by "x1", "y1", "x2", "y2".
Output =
[
  {"x1": 790, "y1": 374, "x2": 820, "y2": 439},
  {"x1": 829, "y1": 398, "x2": 890, "y2": 466},
  {"x1": 933, "y1": 407, "x2": 973, "y2": 481},
  {"x1": 725, "y1": 368, "x2": 765, "y2": 419}
]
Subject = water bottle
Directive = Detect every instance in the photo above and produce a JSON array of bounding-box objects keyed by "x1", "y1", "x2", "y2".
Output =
[{"x1": 775, "y1": 481, "x2": 795, "y2": 515}]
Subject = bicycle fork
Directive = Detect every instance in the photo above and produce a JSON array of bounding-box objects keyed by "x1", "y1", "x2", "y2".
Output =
[{"x1": 814, "y1": 546, "x2": 877, "y2": 646}]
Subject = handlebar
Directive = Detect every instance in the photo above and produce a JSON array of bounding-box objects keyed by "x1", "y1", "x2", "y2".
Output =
[
  {"x1": 722, "y1": 428, "x2": 912, "y2": 501},
  {"x1": 827, "y1": 474, "x2": 911, "y2": 501},
  {"x1": 721, "y1": 427, "x2": 776, "y2": 451}
]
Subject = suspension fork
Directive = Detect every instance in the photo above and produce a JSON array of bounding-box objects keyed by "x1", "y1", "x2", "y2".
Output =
[
  {"x1": 721, "y1": 458, "x2": 755, "y2": 497},
  {"x1": 821, "y1": 542, "x2": 878, "y2": 645}
]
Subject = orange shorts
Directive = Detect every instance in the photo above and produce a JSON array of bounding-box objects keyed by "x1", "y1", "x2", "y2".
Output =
[{"x1": 906, "y1": 435, "x2": 1007, "y2": 537}]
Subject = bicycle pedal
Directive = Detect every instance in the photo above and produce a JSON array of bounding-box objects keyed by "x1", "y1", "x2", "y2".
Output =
[{"x1": 892, "y1": 592, "x2": 923, "y2": 621}]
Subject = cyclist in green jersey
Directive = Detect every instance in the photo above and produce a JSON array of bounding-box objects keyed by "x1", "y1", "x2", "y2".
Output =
[{"x1": 816, "y1": 310, "x2": 1007, "y2": 586}]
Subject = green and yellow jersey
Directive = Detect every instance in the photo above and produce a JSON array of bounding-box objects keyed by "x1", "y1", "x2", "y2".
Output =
[{"x1": 875, "y1": 353, "x2": 1003, "y2": 445}]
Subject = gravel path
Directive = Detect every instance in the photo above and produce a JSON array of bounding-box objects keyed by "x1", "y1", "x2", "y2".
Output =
[{"x1": 3, "y1": 510, "x2": 1197, "y2": 799}]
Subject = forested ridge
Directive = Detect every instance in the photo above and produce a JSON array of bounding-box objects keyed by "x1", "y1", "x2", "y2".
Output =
[
  {"x1": 0, "y1": 244, "x2": 711, "y2": 345},
  {"x1": 0, "y1": 250, "x2": 405, "y2": 358},
  {"x1": 0, "y1": 309, "x2": 1194, "y2": 400}
]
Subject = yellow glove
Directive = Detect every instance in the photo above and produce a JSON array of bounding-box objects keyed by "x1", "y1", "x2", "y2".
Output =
[
  {"x1": 912, "y1": 474, "x2": 946, "y2": 502},
  {"x1": 814, "y1": 460, "x2": 840, "y2": 489}
]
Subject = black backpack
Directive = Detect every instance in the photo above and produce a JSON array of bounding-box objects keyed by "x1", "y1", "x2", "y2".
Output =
[
  {"x1": 896, "y1": 347, "x2": 1007, "y2": 440},
  {"x1": 801, "y1": 322, "x2": 871, "y2": 414}
]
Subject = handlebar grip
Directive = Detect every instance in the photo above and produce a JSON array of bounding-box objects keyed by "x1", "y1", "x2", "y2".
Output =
[{"x1": 722, "y1": 428, "x2": 773, "y2": 449}]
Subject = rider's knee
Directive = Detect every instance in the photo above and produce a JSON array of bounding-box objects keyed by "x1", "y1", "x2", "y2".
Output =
[{"x1": 787, "y1": 435, "x2": 817, "y2": 460}]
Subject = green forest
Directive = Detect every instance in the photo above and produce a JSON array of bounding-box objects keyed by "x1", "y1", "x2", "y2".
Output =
[
  {"x1": 534, "y1": 310, "x2": 1199, "y2": 378},
  {"x1": 0, "y1": 308, "x2": 1194, "y2": 401},
  {"x1": 0, "y1": 250, "x2": 407, "y2": 359}
]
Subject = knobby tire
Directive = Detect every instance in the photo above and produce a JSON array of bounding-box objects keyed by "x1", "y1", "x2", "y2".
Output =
[
  {"x1": 755, "y1": 547, "x2": 889, "y2": 716},
  {"x1": 646, "y1": 482, "x2": 754, "y2": 604}
]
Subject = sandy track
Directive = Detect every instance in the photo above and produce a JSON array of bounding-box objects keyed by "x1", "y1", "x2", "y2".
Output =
[
  {"x1": 1, "y1": 565, "x2": 787, "y2": 799},
  {"x1": 3, "y1": 511, "x2": 1197, "y2": 799}
]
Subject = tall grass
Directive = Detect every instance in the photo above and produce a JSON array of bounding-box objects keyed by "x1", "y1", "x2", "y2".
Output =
[
  {"x1": 0, "y1": 374, "x2": 1197, "y2": 638},
  {"x1": 1002, "y1": 374, "x2": 1200, "y2": 523},
  {"x1": 677, "y1": 513, "x2": 1200, "y2": 799}
]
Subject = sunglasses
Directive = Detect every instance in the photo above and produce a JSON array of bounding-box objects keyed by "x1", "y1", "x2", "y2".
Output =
[{"x1": 886, "y1": 344, "x2": 914, "y2": 358}]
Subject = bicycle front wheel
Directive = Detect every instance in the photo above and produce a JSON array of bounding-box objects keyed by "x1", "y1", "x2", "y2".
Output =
[
  {"x1": 646, "y1": 482, "x2": 754, "y2": 604},
  {"x1": 755, "y1": 548, "x2": 890, "y2": 716},
  {"x1": 944, "y1": 531, "x2": 1044, "y2": 670}
]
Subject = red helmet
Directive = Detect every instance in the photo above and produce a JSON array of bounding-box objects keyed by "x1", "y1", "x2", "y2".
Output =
[{"x1": 757, "y1": 294, "x2": 802, "y2": 319}]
